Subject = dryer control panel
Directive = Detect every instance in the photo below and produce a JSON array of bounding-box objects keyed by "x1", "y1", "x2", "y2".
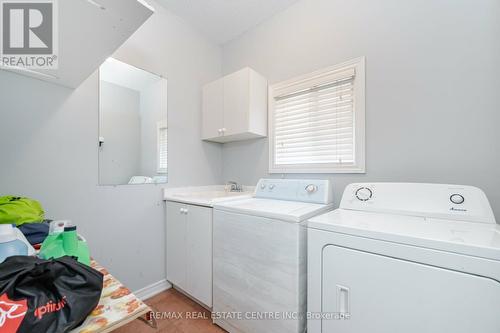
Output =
[
  {"x1": 255, "y1": 179, "x2": 333, "y2": 204},
  {"x1": 340, "y1": 183, "x2": 496, "y2": 224}
]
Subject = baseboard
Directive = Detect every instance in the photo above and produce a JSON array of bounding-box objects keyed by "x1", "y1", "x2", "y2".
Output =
[{"x1": 133, "y1": 279, "x2": 172, "y2": 301}]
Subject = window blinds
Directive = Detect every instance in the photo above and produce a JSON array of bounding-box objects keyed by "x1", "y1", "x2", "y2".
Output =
[
  {"x1": 273, "y1": 69, "x2": 356, "y2": 167},
  {"x1": 158, "y1": 126, "x2": 168, "y2": 173}
]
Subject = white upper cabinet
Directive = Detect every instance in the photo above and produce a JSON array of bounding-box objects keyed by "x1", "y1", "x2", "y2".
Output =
[
  {"x1": 202, "y1": 67, "x2": 268, "y2": 143},
  {"x1": 0, "y1": 0, "x2": 154, "y2": 88}
]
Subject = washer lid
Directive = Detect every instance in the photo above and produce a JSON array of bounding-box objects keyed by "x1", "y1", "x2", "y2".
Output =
[
  {"x1": 308, "y1": 209, "x2": 500, "y2": 261},
  {"x1": 214, "y1": 198, "x2": 333, "y2": 223}
]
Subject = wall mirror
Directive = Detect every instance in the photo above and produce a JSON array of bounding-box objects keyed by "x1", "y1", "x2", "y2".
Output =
[{"x1": 98, "y1": 58, "x2": 167, "y2": 185}]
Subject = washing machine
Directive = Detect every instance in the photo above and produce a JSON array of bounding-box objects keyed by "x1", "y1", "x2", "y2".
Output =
[
  {"x1": 213, "y1": 178, "x2": 334, "y2": 333},
  {"x1": 307, "y1": 182, "x2": 500, "y2": 333}
]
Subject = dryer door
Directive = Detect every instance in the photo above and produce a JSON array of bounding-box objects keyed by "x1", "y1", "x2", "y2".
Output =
[{"x1": 322, "y1": 245, "x2": 500, "y2": 333}]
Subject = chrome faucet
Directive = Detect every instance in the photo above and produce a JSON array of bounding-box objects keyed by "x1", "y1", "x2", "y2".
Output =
[{"x1": 226, "y1": 181, "x2": 243, "y2": 192}]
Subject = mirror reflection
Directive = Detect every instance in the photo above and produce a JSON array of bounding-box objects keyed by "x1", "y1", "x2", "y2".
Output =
[{"x1": 98, "y1": 58, "x2": 167, "y2": 185}]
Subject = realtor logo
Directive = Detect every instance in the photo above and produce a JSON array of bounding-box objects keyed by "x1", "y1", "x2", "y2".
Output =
[{"x1": 0, "y1": 0, "x2": 58, "y2": 68}]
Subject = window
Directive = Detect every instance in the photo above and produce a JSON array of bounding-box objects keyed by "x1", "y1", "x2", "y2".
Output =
[
  {"x1": 269, "y1": 57, "x2": 365, "y2": 173},
  {"x1": 157, "y1": 121, "x2": 168, "y2": 174}
]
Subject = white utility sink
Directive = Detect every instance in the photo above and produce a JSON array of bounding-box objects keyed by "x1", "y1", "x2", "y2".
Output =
[
  {"x1": 164, "y1": 186, "x2": 253, "y2": 207},
  {"x1": 174, "y1": 191, "x2": 248, "y2": 199}
]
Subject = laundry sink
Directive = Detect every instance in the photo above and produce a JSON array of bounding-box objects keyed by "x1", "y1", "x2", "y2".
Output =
[
  {"x1": 174, "y1": 190, "x2": 247, "y2": 199},
  {"x1": 164, "y1": 186, "x2": 253, "y2": 207}
]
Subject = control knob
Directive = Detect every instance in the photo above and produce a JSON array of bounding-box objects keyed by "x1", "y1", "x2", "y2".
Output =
[
  {"x1": 355, "y1": 187, "x2": 372, "y2": 201},
  {"x1": 305, "y1": 184, "x2": 318, "y2": 193},
  {"x1": 450, "y1": 194, "x2": 465, "y2": 205}
]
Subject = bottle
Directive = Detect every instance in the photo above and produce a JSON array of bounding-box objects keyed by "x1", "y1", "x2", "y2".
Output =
[
  {"x1": 0, "y1": 225, "x2": 29, "y2": 263},
  {"x1": 62, "y1": 225, "x2": 78, "y2": 257}
]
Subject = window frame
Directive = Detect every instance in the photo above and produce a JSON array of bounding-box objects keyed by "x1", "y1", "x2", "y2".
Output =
[
  {"x1": 268, "y1": 57, "x2": 366, "y2": 174},
  {"x1": 157, "y1": 120, "x2": 168, "y2": 174}
]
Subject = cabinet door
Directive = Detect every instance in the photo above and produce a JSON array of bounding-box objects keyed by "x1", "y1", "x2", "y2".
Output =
[
  {"x1": 223, "y1": 68, "x2": 250, "y2": 137},
  {"x1": 186, "y1": 204, "x2": 213, "y2": 307},
  {"x1": 166, "y1": 201, "x2": 187, "y2": 290},
  {"x1": 202, "y1": 78, "x2": 224, "y2": 140}
]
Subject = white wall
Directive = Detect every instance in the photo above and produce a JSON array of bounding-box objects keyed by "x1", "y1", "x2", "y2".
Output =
[
  {"x1": 0, "y1": 1, "x2": 222, "y2": 291},
  {"x1": 221, "y1": 0, "x2": 500, "y2": 217}
]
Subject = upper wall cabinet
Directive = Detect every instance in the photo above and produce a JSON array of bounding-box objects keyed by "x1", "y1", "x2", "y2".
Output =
[
  {"x1": 202, "y1": 67, "x2": 268, "y2": 143},
  {"x1": 0, "y1": 0, "x2": 154, "y2": 88}
]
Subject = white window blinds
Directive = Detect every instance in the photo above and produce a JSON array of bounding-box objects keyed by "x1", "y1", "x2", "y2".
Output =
[
  {"x1": 270, "y1": 58, "x2": 365, "y2": 173},
  {"x1": 157, "y1": 123, "x2": 168, "y2": 174}
]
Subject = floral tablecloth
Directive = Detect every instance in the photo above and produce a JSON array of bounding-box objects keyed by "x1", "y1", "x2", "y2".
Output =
[{"x1": 71, "y1": 260, "x2": 152, "y2": 333}]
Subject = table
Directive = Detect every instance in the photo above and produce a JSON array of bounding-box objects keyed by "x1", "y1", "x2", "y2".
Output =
[{"x1": 71, "y1": 260, "x2": 156, "y2": 333}]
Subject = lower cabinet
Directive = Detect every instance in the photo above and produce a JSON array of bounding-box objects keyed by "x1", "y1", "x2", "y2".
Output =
[{"x1": 166, "y1": 201, "x2": 212, "y2": 307}]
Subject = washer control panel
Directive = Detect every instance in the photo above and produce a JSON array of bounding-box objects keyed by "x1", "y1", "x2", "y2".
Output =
[
  {"x1": 340, "y1": 183, "x2": 495, "y2": 224},
  {"x1": 255, "y1": 179, "x2": 333, "y2": 204}
]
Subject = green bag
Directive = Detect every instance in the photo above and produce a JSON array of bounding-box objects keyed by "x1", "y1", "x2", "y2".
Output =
[{"x1": 0, "y1": 196, "x2": 45, "y2": 226}]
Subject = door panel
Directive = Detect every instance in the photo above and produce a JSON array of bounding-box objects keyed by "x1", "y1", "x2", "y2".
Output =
[
  {"x1": 213, "y1": 210, "x2": 305, "y2": 333},
  {"x1": 223, "y1": 68, "x2": 249, "y2": 136},
  {"x1": 322, "y1": 245, "x2": 500, "y2": 333},
  {"x1": 166, "y1": 201, "x2": 187, "y2": 290},
  {"x1": 186, "y1": 205, "x2": 213, "y2": 307},
  {"x1": 202, "y1": 78, "x2": 224, "y2": 140}
]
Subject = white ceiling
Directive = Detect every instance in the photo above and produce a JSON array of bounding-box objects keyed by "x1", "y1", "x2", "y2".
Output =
[{"x1": 155, "y1": 0, "x2": 299, "y2": 45}]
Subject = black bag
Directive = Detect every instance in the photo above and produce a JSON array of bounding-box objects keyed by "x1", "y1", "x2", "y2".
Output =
[{"x1": 0, "y1": 256, "x2": 103, "y2": 333}]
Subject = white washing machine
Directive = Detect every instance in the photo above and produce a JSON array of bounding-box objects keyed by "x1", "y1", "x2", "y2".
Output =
[
  {"x1": 307, "y1": 182, "x2": 500, "y2": 333},
  {"x1": 213, "y1": 178, "x2": 334, "y2": 333}
]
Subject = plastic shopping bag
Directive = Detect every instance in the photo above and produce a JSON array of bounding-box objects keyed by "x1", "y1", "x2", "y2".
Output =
[{"x1": 0, "y1": 256, "x2": 103, "y2": 333}]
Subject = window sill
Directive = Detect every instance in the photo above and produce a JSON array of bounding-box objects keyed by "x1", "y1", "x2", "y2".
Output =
[{"x1": 269, "y1": 166, "x2": 366, "y2": 174}]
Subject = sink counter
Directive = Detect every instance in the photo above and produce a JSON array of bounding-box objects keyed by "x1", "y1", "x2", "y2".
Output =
[{"x1": 164, "y1": 185, "x2": 254, "y2": 207}]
